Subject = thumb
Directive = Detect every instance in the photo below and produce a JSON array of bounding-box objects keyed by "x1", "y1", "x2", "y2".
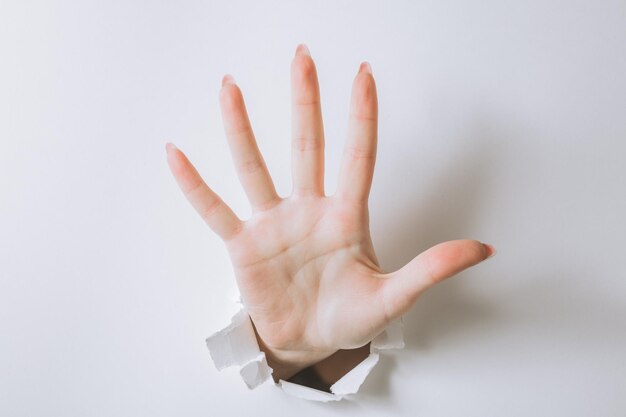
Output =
[{"x1": 380, "y1": 239, "x2": 496, "y2": 321}]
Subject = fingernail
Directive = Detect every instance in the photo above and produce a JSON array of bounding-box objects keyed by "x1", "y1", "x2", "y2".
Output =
[
  {"x1": 482, "y1": 243, "x2": 497, "y2": 258},
  {"x1": 295, "y1": 43, "x2": 310, "y2": 56},
  {"x1": 165, "y1": 142, "x2": 177, "y2": 153},
  {"x1": 221, "y1": 74, "x2": 236, "y2": 87},
  {"x1": 359, "y1": 61, "x2": 372, "y2": 74}
]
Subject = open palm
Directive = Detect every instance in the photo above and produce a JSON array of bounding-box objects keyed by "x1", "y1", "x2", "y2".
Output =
[{"x1": 166, "y1": 44, "x2": 495, "y2": 380}]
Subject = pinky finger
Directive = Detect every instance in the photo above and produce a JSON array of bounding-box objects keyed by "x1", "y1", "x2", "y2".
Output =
[{"x1": 166, "y1": 142, "x2": 242, "y2": 241}]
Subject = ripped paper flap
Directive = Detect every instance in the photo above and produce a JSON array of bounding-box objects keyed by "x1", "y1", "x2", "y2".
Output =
[{"x1": 205, "y1": 299, "x2": 404, "y2": 400}]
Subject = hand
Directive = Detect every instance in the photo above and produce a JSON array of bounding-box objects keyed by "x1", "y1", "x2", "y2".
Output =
[{"x1": 166, "y1": 44, "x2": 496, "y2": 382}]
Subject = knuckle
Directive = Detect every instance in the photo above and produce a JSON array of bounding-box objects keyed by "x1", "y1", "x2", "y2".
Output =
[
  {"x1": 292, "y1": 135, "x2": 323, "y2": 152},
  {"x1": 345, "y1": 145, "x2": 375, "y2": 161},
  {"x1": 225, "y1": 122, "x2": 252, "y2": 137},
  {"x1": 225, "y1": 221, "x2": 244, "y2": 241},
  {"x1": 291, "y1": 186, "x2": 320, "y2": 197},
  {"x1": 240, "y1": 158, "x2": 264, "y2": 174},
  {"x1": 421, "y1": 253, "x2": 440, "y2": 286},
  {"x1": 184, "y1": 178, "x2": 204, "y2": 196},
  {"x1": 254, "y1": 196, "x2": 282, "y2": 212},
  {"x1": 201, "y1": 198, "x2": 222, "y2": 219},
  {"x1": 381, "y1": 277, "x2": 412, "y2": 323},
  {"x1": 349, "y1": 111, "x2": 377, "y2": 122}
]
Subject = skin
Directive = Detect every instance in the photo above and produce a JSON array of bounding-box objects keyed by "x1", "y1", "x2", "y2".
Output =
[{"x1": 166, "y1": 44, "x2": 496, "y2": 384}]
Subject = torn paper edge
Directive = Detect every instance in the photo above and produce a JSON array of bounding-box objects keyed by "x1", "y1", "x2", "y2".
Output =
[{"x1": 205, "y1": 293, "x2": 404, "y2": 401}]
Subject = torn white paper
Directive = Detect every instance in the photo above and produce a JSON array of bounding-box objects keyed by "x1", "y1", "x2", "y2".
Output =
[
  {"x1": 204, "y1": 307, "x2": 273, "y2": 389},
  {"x1": 205, "y1": 295, "x2": 404, "y2": 401}
]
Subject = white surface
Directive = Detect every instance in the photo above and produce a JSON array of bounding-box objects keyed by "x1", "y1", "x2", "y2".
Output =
[{"x1": 1, "y1": 0, "x2": 625, "y2": 415}]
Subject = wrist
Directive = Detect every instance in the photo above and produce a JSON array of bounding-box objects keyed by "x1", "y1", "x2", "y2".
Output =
[{"x1": 251, "y1": 321, "x2": 336, "y2": 382}]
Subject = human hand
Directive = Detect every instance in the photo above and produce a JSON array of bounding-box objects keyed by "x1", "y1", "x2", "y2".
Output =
[{"x1": 166, "y1": 44, "x2": 496, "y2": 382}]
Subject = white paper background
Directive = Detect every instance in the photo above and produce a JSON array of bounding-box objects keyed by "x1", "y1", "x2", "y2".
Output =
[{"x1": 1, "y1": 0, "x2": 625, "y2": 415}]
